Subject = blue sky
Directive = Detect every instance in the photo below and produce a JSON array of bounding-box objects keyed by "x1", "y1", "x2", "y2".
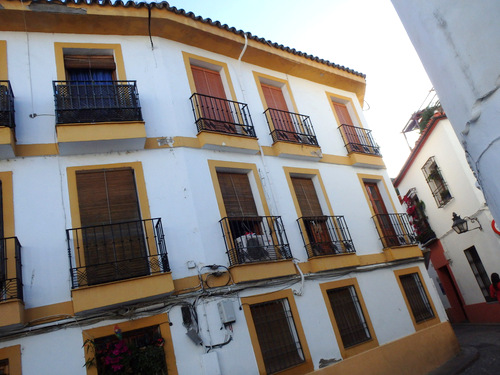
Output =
[{"x1": 167, "y1": 0, "x2": 432, "y2": 176}]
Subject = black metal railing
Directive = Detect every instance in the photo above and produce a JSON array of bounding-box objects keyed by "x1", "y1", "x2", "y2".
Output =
[
  {"x1": 297, "y1": 215, "x2": 355, "y2": 258},
  {"x1": 264, "y1": 108, "x2": 318, "y2": 146},
  {"x1": 371, "y1": 213, "x2": 417, "y2": 249},
  {"x1": 53, "y1": 80, "x2": 143, "y2": 124},
  {"x1": 0, "y1": 237, "x2": 22, "y2": 302},
  {"x1": 0, "y1": 81, "x2": 15, "y2": 128},
  {"x1": 66, "y1": 218, "x2": 169, "y2": 289},
  {"x1": 338, "y1": 124, "x2": 380, "y2": 155},
  {"x1": 219, "y1": 216, "x2": 292, "y2": 266},
  {"x1": 190, "y1": 93, "x2": 256, "y2": 137}
]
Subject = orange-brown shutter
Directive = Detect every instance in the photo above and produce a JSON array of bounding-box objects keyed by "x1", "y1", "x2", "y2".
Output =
[
  {"x1": 291, "y1": 177, "x2": 323, "y2": 217},
  {"x1": 217, "y1": 172, "x2": 258, "y2": 217},
  {"x1": 191, "y1": 65, "x2": 227, "y2": 99},
  {"x1": 332, "y1": 102, "x2": 353, "y2": 125}
]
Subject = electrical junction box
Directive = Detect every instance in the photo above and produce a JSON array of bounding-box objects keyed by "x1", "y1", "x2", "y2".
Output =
[{"x1": 217, "y1": 300, "x2": 236, "y2": 324}]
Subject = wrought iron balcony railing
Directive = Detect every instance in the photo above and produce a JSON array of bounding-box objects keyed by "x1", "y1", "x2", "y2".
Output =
[
  {"x1": 371, "y1": 213, "x2": 417, "y2": 249},
  {"x1": 53, "y1": 80, "x2": 143, "y2": 124},
  {"x1": 66, "y1": 218, "x2": 169, "y2": 289},
  {"x1": 297, "y1": 215, "x2": 355, "y2": 258},
  {"x1": 190, "y1": 93, "x2": 256, "y2": 137},
  {"x1": 0, "y1": 81, "x2": 15, "y2": 128},
  {"x1": 338, "y1": 124, "x2": 380, "y2": 156},
  {"x1": 219, "y1": 216, "x2": 292, "y2": 266},
  {"x1": 0, "y1": 237, "x2": 22, "y2": 302},
  {"x1": 264, "y1": 108, "x2": 318, "y2": 146}
]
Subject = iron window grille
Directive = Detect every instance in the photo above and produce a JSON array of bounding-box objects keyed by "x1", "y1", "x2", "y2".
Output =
[
  {"x1": 399, "y1": 272, "x2": 435, "y2": 323},
  {"x1": 327, "y1": 285, "x2": 372, "y2": 348},
  {"x1": 263, "y1": 108, "x2": 318, "y2": 146},
  {"x1": 0, "y1": 81, "x2": 15, "y2": 128},
  {"x1": 66, "y1": 218, "x2": 169, "y2": 289},
  {"x1": 296, "y1": 215, "x2": 355, "y2": 258},
  {"x1": 190, "y1": 93, "x2": 256, "y2": 137},
  {"x1": 0, "y1": 237, "x2": 22, "y2": 302},
  {"x1": 93, "y1": 325, "x2": 167, "y2": 374},
  {"x1": 338, "y1": 124, "x2": 380, "y2": 155},
  {"x1": 464, "y1": 246, "x2": 494, "y2": 302},
  {"x1": 219, "y1": 216, "x2": 292, "y2": 266},
  {"x1": 250, "y1": 298, "x2": 305, "y2": 374},
  {"x1": 53, "y1": 80, "x2": 143, "y2": 124},
  {"x1": 421, "y1": 157, "x2": 452, "y2": 207},
  {"x1": 371, "y1": 213, "x2": 417, "y2": 249}
]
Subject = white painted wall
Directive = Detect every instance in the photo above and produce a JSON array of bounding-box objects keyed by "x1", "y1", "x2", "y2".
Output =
[{"x1": 392, "y1": 0, "x2": 500, "y2": 226}]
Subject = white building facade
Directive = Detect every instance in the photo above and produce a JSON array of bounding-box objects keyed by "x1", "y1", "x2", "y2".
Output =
[
  {"x1": 395, "y1": 114, "x2": 500, "y2": 323},
  {"x1": 0, "y1": 1, "x2": 456, "y2": 374},
  {"x1": 391, "y1": 0, "x2": 500, "y2": 226}
]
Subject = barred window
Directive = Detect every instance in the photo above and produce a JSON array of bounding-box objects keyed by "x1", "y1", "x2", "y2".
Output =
[
  {"x1": 250, "y1": 298, "x2": 305, "y2": 374},
  {"x1": 327, "y1": 286, "x2": 371, "y2": 348},
  {"x1": 94, "y1": 325, "x2": 166, "y2": 374},
  {"x1": 399, "y1": 273, "x2": 435, "y2": 323},
  {"x1": 464, "y1": 246, "x2": 494, "y2": 302},
  {"x1": 0, "y1": 359, "x2": 9, "y2": 375},
  {"x1": 421, "y1": 157, "x2": 452, "y2": 207}
]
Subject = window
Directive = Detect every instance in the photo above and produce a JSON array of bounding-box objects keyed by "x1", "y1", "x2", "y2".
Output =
[
  {"x1": 421, "y1": 157, "x2": 452, "y2": 207},
  {"x1": 464, "y1": 246, "x2": 494, "y2": 302},
  {"x1": 327, "y1": 286, "x2": 371, "y2": 348},
  {"x1": 93, "y1": 325, "x2": 166, "y2": 374},
  {"x1": 0, "y1": 359, "x2": 8, "y2": 375},
  {"x1": 250, "y1": 298, "x2": 305, "y2": 374},
  {"x1": 364, "y1": 181, "x2": 398, "y2": 247},
  {"x1": 395, "y1": 268, "x2": 437, "y2": 330},
  {"x1": 0, "y1": 346, "x2": 21, "y2": 375}
]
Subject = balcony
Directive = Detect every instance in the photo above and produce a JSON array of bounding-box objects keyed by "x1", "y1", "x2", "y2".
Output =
[
  {"x1": 371, "y1": 213, "x2": 421, "y2": 260},
  {"x1": 0, "y1": 81, "x2": 16, "y2": 158},
  {"x1": 190, "y1": 93, "x2": 260, "y2": 154},
  {"x1": 264, "y1": 108, "x2": 318, "y2": 145},
  {"x1": 297, "y1": 216, "x2": 355, "y2": 257},
  {"x1": 66, "y1": 218, "x2": 174, "y2": 314},
  {"x1": 53, "y1": 81, "x2": 146, "y2": 155},
  {"x1": 338, "y1": 124, "x2": 384, "y2": 168},
  {"x1": 0, "y1": 237, "x2": 24, "y2": 329}
]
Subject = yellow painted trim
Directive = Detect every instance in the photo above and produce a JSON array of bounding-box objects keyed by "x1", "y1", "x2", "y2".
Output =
[
  {"x1": 83, "y1": 314, "x2": 178, "y2": 375},
  {"x1": 252, "y1": 71, "x2": 299, "y2": 113},
  {"x1": 358, "y1": 253, "x2": 387, "y2": 266},
  {"x1": 56, "y1": 121, "x2": 146, "y2": 143},
  {"x1": 230, "y1": 260, "x2": 296, "y2": 284},
  {"x1": 270, "y1": 142, "x2": 322, "y2": 160},
  {"x1": 0, "y1": 171, "x2": 14, "y2": 238},
  {"x1": 144, "y1": 136, "x2": 201, "y2": 149},
  {"x1": 348, "y1": 152, "x2": 385, "y2": 167},
  {"x1": 0, "y1": 127, "x2": 15, "y2": 151},
  {"x1": 182, "y1": 51, "x2": 238, "y2": 100},
  {"x1": 0, "y1": 40, "x2": 7, "y2": 80},
  {"x1": 394, "y1": 267, "x2": 440, "y2": 331},
  {"x1": 320, "y1": 278, "x2": 379, "y2": 359},
  {"x1": 241, "y1": 289, "x2": 313, "y2": 375},
  {"x1": 72, "y1": 272, "x2": 174, "y2": 314},
  {"x1": 207, "y1": 159, "x2": 271, "y2": 218},
  {"x1": 308, "y1": 254, "x2": 360, "y2": 273},
  {"x1": 309, "y1": 322, "x2": 458, "y2": 375},
  {"x1": 14, "y1": 143, "x2": 59, "y2": 156},
  {"x1": 196, "y1": 132, "x2": 260, "y2": 153},
  {"x1": 0, "y1": 345, "x2": 22, "y2": 375},
  {"x1": 318, "y1": 153, "x2": 351, "y2": 165},
  {"x1": 54, "y1": 42, "x2": 126, "y2": 81},
  {"x1": 24, "y1": 301, "x2": 74, "y2": 326},
  {"x1": 384, "y1": 245, "x2": 423, "y2": 262},
  {"x1": 326, "y1": 91, "x2": 363, "y2": 127},
  {"x1": 0, "y1": 299, "x2": 24, "y2": 328}
]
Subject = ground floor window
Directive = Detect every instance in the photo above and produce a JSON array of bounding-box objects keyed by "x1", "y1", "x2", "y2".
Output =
[
  {"x1": 399, "y1": 272, "x2": 435, "y2": 323},
  {"x1": 0, "y1": 359, "x2": 9, "y2": 375},
  {"x1": 464, "y1": 246, "x2": 494, "y2": 302},
  {"x1": 250, "y1": 298, "x2": 305, "y2": 374},
  {"x1": 326, "y1": 285, "x2": 371, "y2": 348}
]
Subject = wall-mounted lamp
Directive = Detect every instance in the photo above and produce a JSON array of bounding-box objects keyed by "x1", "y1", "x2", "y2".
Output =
[{"x1": 451, "y1": 212, "x2": 483, "y2": 234}]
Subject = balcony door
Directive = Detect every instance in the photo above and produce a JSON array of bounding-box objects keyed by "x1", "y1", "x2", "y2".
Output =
[
  {"x1": 333, "y1": 102, "x2": 361, "y2": 152},
  {"x1": 191, "y1": 65, "x2": 234, "y2": 133},
  {"x1": 292, "y1": 177, "x2": 333, "y2": 255},
  {"x1": 262, "y1": 83, "x2": 295, "y2": 141},
  {"x1": 76, "y1": 168, "x2": 148, "y2": 285},
  {"x1": 364, "y1": 182, "x2": 398, "y2": 247},
  {"x1": 0, "y1": 181, "x2": 4, "y2": 296}
]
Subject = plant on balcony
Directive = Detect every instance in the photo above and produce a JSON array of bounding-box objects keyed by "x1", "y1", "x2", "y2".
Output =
[
  {"x1": 402, "y1": 193, "x2": 436, "y2": 244},
  {"x1": 84, "y1": 326, "x2": 166, "y2": 374}
]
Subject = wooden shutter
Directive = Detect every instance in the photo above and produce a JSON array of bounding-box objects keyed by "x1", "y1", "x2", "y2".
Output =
[
  {"x1": 364, "y1": 182, "x2": 397, "y2": 246},
  {"x1": 64, "y1": 55, "x2": 116, "y2": 70},
  {"x1": 332, "y1": 102, "x2": 353, "y2": 125},
  {"x1": 261, "y1": 83, "x2": 295, "y2": 139},
  {"x1": 291, "y1": 177, "x2": 322, "y2": 217},
  {"x1": 76, "y1": 169, "x2": 141, "y2": 226},
  {"x1": 261, "y1": 84, "x2": 289, "y2": 112},
  {"x1": 191, "y1": 65, "x2": 227, "y2": 99},
  {"x1": 217, "y1": 172, "x2": 258, "y2": 217}
]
